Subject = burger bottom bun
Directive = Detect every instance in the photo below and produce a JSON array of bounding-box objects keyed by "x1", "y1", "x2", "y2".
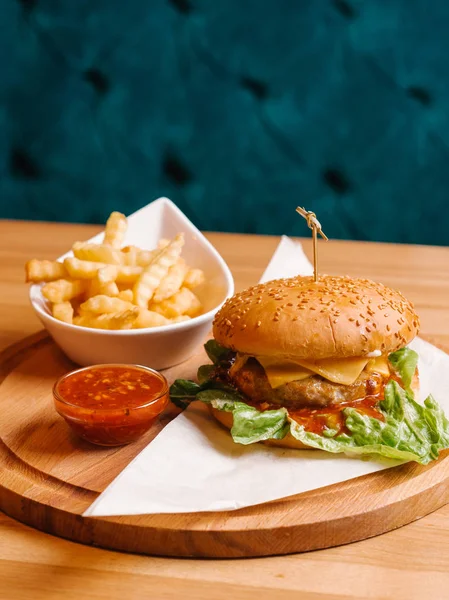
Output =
[
  {"x1": 209, "y1": 405, "x2": 311, "y2": 450},
  {"x1": 208, "y1": 374, "x2": 420, "y2": 451}
]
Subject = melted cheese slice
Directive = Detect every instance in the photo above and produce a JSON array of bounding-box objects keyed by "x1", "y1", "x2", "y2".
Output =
[
  {"x1": 366, "y1": 355, "x2": 390, "y2": 377},
  {"x1": 294, "y1": 356, "x2": 370, "y2": 385},
  {"x1": 256, "y1": 356, "x2": 313, "y2": 389},
  {"x1": 256, "y1": 355, "x2": 370, "y2": 387}
]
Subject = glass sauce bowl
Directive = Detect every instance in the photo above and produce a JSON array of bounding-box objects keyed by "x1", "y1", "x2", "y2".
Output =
[{"x1": 53, "y1": 364, "x2": 169, "y2": 446}]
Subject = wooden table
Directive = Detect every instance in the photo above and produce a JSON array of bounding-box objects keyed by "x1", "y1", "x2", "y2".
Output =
[{"x1": 1, "y1": 220, "x2": 449, "y2": 600}]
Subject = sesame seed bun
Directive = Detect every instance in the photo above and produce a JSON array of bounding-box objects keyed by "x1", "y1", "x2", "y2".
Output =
[{"x1": 213, "y1": 275, "x2": 419, "y2": 360}]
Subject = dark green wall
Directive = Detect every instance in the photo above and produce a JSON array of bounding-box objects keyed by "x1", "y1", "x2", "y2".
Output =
[{"x1": 1, "y1": 0, "x2": 448, "y2": 244}]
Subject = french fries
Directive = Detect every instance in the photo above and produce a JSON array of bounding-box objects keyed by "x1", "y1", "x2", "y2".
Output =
[
  {"x1": 115, "y1": 265, "x2": 144, "y2": 285},
  {"x1": 65, "y1": 257, "x2": 143, "y2": 284},
  {"x1": 80, "y1": 295, "x2": 134, "y2": 315},
  {"x1": 150, "y1": 287, "x2": 202, "y2": 318},
  {"x1": 42, "y1": 279, "x2": 87, "y2": 303},
  {"x1": 117, "y1": 289, "x2": 134, "y2": 303},
  {"x1": 25, "y1": 259, "x2": 67, "y2": 283},
  {"x1": 26, "y1": 212, "x2": 206, "y2": 330},
  {"x1": 72, "y1": 242, "x2": 122, "y2": 265},
  {"x1": 74, "y1": 308, "x2": 139, "y2": 330},
  {"x1": 97, "y1": 264, "x2": 118, "y2": 284},
  {"x1": 121, "y1": 245, "x2": 156, "y2": 267},
  {"x1": 153, "y1": 260, "x2": 188, "y2": 303},
  {"x1": 64, "y1": 257, "x2": 107, "y2": 280},
  {"x1": 133, "y1": 234, "x2": 184, "y2": 307},
  {"x1": 52, "y1": 301, "x2": 74, "y2": 324},
  {"x1": 86, "y1": 278, "x2": 119, "y2": 299},
  {"x1": 103, "y1": 211, "x2": 127, "y2": 248},
  {"x1": 133, "y1": 309, "x2": 170, "y2": 329},
  {"x1": 184, "y1": 268, "x2": 206, "y2": 290}
]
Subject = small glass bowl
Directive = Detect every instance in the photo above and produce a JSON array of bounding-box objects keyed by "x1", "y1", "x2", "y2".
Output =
[{"x1": 53, "y1": 364, "x2": 169, "y2": 447}]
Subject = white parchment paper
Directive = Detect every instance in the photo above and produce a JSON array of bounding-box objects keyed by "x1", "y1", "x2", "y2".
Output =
[{"x1": 84, "y1": 237, "x2": 449, "y2": 516}]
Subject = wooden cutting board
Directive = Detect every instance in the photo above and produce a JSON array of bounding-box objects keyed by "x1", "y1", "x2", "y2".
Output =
[{"x1": 1, "y1": 332, "x2": 449, "y2": 558}]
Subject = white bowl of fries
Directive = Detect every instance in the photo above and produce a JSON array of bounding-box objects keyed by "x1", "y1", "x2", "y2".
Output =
[{"x1": 27, "y1": 198, "x2": 234, "y2": 370}]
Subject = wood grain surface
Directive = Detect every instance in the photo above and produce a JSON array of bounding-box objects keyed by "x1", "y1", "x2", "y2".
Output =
[
  {"x1": 2, "y1": 333, "x2": 449, "y2": 559},
  {"x1": 1, "y1": 220, "x2": 449, "y2": 597}
]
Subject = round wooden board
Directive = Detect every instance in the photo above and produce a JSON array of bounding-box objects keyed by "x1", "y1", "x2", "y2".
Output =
[{"x1": 1, "y1": 334, "x2": 449, "y2": 558}]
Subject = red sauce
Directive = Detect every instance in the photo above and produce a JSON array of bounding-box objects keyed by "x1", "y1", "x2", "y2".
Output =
[
  {"x1": 57, "y1": 366, "x2": 166, "y2": 409},
  {"x1": 53, "y1": 365, "x2": 169, "y2": 446},
  {"x1": 288, "y1": 395, "x2": 384, "y2": 436}
]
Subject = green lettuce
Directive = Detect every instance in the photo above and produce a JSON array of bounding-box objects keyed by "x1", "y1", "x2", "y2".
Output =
[
  {"x1": 289, "y1": 381, "x2": 449, "y2": 464},
  {"x1": 388, "y1": 347, "x2": 419, "y2": 389},
  {"x1": 169, "y1": 343, "x2": 449, "y2": 464},
  {"x1": 169, "y1": 379, "x2": 203, "y2": 409},
  {"x1": 204, "y1": 339, "x2": 231, "y2": 365},
  {"x1": 198, "y1": 391, "x2": 289, "y2": 444}
]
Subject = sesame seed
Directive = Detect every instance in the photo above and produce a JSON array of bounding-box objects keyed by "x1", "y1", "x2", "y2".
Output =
[{"x1": 356, "y1": 320, "x2": 361, "y2": 327}]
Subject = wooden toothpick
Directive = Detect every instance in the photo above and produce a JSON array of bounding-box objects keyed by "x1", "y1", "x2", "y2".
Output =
[{"x1": 296, "y1": 207, "x2": 328, "y2": 282}]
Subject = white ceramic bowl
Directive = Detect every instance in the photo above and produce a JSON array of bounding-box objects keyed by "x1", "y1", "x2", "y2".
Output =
[{"x1": 30, "y1": 198, "x2": 234, "y2": 369}]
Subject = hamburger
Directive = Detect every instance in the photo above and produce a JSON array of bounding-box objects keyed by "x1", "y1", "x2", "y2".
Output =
[{"x1": 171, "y1": 275, "x2": 449, "y2": 464}]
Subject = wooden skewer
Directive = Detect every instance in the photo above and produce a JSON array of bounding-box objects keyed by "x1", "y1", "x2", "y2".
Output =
[{"x1": 296, "y1": 207, "x2": 328, "y2": 282}]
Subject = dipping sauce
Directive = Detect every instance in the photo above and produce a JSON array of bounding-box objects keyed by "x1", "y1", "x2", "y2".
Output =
[{"x1": 53, "y1": 364, "x2": 169, "y2": 446}]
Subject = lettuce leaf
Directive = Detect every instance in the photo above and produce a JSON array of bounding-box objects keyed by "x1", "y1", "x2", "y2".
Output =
[
  {"x1": 388, "y1": 347, "x2": 419, "y2": 389},
  {"x1": 204, "y1": 340, "x2": 230, "y2": 365},
  {"x1": 290, "y1": 381, "x2": 449, "y2": 463},
  {"x1": 201, "y1": 392, "x2": 289, "y2": 444},
  {"x1": 169, "y1": 341, "x2": 234, "y2": 408},
  {"x1": 197, "y1": 364, "x2": 215, "y2": 384},
  {"x1": 169, "y1": 379, "x2": 203, "y2": 409}
]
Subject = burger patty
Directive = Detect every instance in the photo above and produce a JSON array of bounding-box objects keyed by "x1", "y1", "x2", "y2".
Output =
[{"x1": 230, "y1": 358, "x2": 386, "y2": 408}]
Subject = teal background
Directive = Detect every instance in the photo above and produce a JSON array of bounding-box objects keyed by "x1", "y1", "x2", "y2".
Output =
[{"x1": 1, "y1": 0, "x2": 449, "y2": 244}]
